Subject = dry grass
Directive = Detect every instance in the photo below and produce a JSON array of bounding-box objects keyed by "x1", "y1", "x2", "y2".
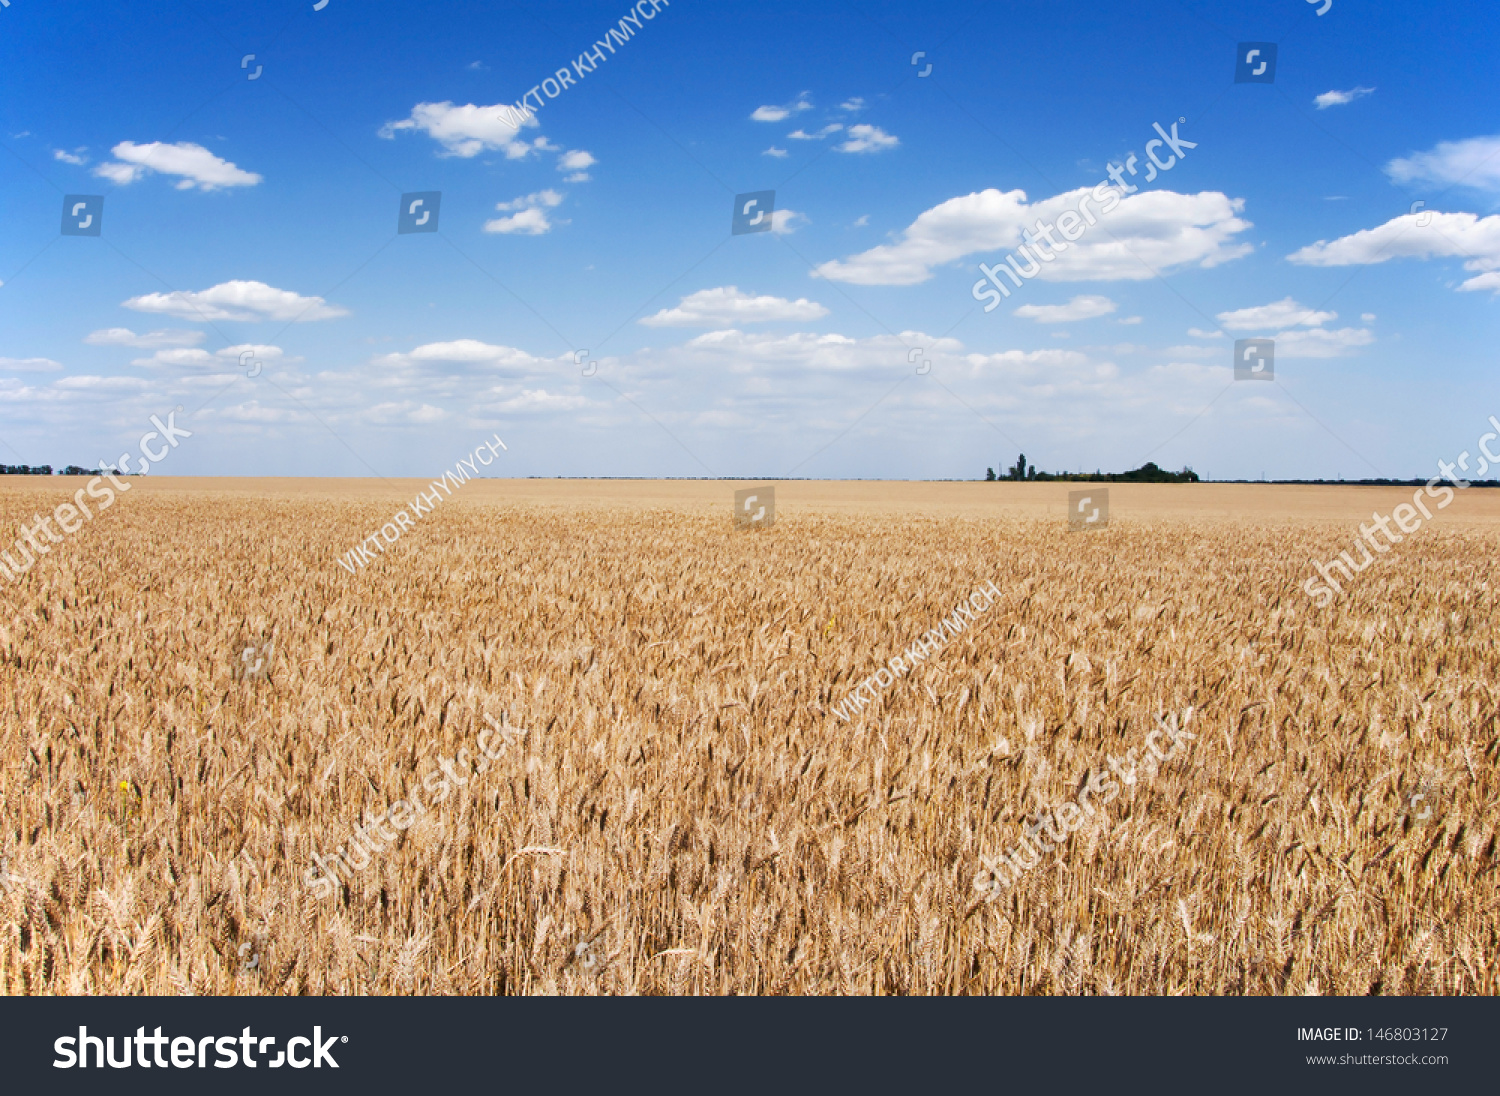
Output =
[{"x1": 1, "y1": 479, "x2": 1496, "y2": 995}]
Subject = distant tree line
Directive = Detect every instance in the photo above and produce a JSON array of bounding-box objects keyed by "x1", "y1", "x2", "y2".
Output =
[
  {"x1": 987, "y1": 454, "x2": 1199, "y2": 484},
  {"x1": 0, "y1": 465, "x2": 103, "y2": 476}
]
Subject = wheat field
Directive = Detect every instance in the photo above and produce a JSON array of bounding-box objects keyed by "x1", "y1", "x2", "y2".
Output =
[{"x1": 1, "y1": 478, "x2": 1496, "y2": 995}]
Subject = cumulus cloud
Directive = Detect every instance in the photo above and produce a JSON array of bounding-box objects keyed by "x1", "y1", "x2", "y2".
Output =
[
  {"x1": 365, "y1": 401, "x2": 449, "y2": 425},
  {"x1": 558, "y1": 149, "x2": 595, "y2": 175},
  {"x1": 640, "y1": 287, "x2": 830, "y2": 327},
  {"x1": 1216, "y1": 297, "x2": 1337, "y2": 331},
  {"x1": 751, "y1": 94, "x2": 812, "y2": 122},
  {"x1": 130, "y1": 348, "x2": 214, "y2": 367},
  {"x1": 1385, "y1": 135, "x2": 1500, "y2": 193},
  {"x1": 53, "y1": 147, "x2": 88, "y2": 165},
  {"x1": 1287, "y1": 210, "x2": 1500, "y2": 291},
  {"x1": 1457, "y1": 271, "x2": 1500, "y2": 294},
  {"x1": 484, "y1": 191, "x2": 564, "y2": 235},
  {"x1": 839, "y1": 98, "x2": 865, "y2": 112},
  {"x1": 405, "y1": 340, "x2": 541, "y2": 366},
  {"x1": 763, "y1": 146, "x2": 789, "y2": 158},
  {"x1": 789, "y1": 124, "x2": 843, "y2": 140},
  {"x1": 123, "y1": 280, "x2": 349, "y2": 322},
  {"x1": 93, "y1": 141, "x2": 261, "y2": 190},
  {"x1": 1186, "y1": 327, "x2": 1223, "y2": 339},
  {"x1": 838, "y1": 124, "x2": 898, "y2": 154},
  {"x1": 1273, "y1": 327, "x2": 1376, "y2": 358},
  {"x1": 484, "y1": 208, "x2": 553, "y2": 235},
  {"x1": 770, "y1": 209, "x2": 806, "y2": 235},
  {"x1": 494, "y1": 189, "x2": 564, "y2": 213},
  {"x1": 1014, "y1": 295, "x2": 1117, "y2": 323},
  {"x1": 678, "y1": 328, "x2": 965, "y2": 374},
  {"x1": 1208, "y1": 297, "x2": 1370, "y2": 355},
  {"x1": 0, "y1": 356, "x2": 63, "y2": 372},
  {"x1": 85, "y1": 327, "x2": 204, "y2": 349},
  {"x1": 1314, "y1": 86, "x2": 1374, "y2": 109},
  {"x1": 815, "y1": 186, "x2": 1253, "y2": 286},
  {"x1": 379, "y1": 101, "x2": 536, "y2": 158},
  {"x1": 130, "y1": 344, "x2": 291, "y2": 369}
]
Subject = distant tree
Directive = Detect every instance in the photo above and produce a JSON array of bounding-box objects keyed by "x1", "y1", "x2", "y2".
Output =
[{"x1": 985, "y1": 467, "x2": 996, "y2": 481}]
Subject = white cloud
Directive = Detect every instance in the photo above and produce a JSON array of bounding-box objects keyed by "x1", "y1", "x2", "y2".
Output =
[
  {"x1": 853, "y1": 214, "x2": 870, "y2": 227},
  {"x1": 838, "y1": 124, "x2": 898, "y2": 154},
  {"x1": 1287, "y1": 210, "x2": 1500, "y2": 287},
  {"x1": 641, "y1": 287, "x2": 830, "y2": 327},
  {"x1": 1118, "y1": 316, "x2": 1143, "y2": 325},
  {"x1": 85, "y1": 327, "x2": 204, "y2": 349},
  {"x1": 489, "y1": 388, "x2": 591, "y2": 413},
  {"x1": 1186, "y1": 327, "x2": 1223, "y2": 338},
  {"x1": 366, "y1": 401, "x2": 450, "y2": 425},
  {"x1": 53, "y1": 147, "x2": 88, "y2": 166},
  {"x1": 789, "y1": 124, "x2": 844, "y2": 140},
  {"x1": 0, "y1": 356, "x2": 63, "y2": 372},
  {"x1": 751, "y1": 94, "x2": 812, "y2": 122},
  {"x1": 407, "y1": 340, "x2": 539, "y2": 366},
  {"x1": 763, "y1": 147, "x2": 789, "y2": 158},
  {"x1": 1361, "y1": 313, "x2": 1377, "y2": 321},
  {"x1": 93, "y1": 141, "x2": 261, "y2": 190},
  {"x1": 680, "y1": 329, "x2": 965, "y2": 374},
  {"x1": 558, "y1": 149, "x2": 595, "y2": 173},
  {"x1": 1314, "y1": 86, "x2": 1375, "y2": 109},
  {"x1": 770, "y1": 209, "x2": 806, "y2": 235},
  {"x1": 1386, "y1": 135, "x2": 1500, "y2": 193},
  {"x1": 131, "y1": 348, "x2": 214, "y2": 367},
  {"x1": 839, "y1": 98, "x2": 865, "y2": 112},
  {"x1": 816, "y1": 186, "x2": 1253, "y2": 286},
  {"x1": 1216, "y1": 297, "x2": 1337, "y2": 331},
  {"x1": 494, "y1": 189, "x2": 564, "y2": 212},
  {"x1": 129, "y1": 344, "x2": 293, "y2": 369},
  {"x1": 1457, "y1": 271, "x2": 1500, "y2": 294},
  {"x1": 1274, "y1": 327, "x2": 1376, "y2": 358},
  {"x1": 123, "y1": 280, "x2": 349, "y2": 322},
  {"x1": 1014, "y1": 295, "x2": 1117, "y2": 323},
  {"x1": 379, "y1": 101, "x2": 536, "y2": 159},
  {"x1": 484, "y1": 207, "x2": 554, "y2": 235}
]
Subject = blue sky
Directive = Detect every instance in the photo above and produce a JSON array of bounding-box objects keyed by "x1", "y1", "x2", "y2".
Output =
[{"x1": 1, "y1": 0, "x2": 1497, "y2": 480}]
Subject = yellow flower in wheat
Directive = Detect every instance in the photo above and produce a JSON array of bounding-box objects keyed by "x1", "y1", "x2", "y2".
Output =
[
  {"x1": 823, "y1": 616, "x2": 836, "y2": 639},
  {"x1": 118, "y1": 780, "x2": 141, "y2": 822}
]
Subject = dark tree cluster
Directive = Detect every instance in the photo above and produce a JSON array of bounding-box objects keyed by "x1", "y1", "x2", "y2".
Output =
[{"x1": 987, "y1": 455, "x2": 1199, "y2": 484}]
